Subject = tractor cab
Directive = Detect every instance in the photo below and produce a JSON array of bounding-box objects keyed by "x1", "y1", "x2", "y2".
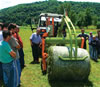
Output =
[{"x1": 38, "y1": 13, "x2": 63, "y2": 37}]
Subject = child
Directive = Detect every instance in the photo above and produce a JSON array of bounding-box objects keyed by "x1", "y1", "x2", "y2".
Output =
[
  {"x1": 91, "y1": 36, "x2": 98, "y2": 62},
  {"x1": 89, "y1": 32, "x2": 93, "y2": 58}
]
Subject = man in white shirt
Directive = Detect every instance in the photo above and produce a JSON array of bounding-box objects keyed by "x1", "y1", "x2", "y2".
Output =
[{"x1": 30, "y1": 28, "x2": 42, "y2": 64}]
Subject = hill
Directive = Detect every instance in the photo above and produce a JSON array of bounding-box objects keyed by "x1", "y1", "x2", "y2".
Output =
[{"x1": 0, "y1": 1, "x2": 100, "y2": 27}]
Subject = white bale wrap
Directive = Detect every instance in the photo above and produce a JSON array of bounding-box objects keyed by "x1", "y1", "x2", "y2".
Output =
[{"x1": 47, "y1": 46, "x2": 90, "y2": 81}]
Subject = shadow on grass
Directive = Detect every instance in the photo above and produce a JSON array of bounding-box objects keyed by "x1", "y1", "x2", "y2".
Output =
[{"x1": 49, "y1": 80, "x2": 93, "y2": 87}]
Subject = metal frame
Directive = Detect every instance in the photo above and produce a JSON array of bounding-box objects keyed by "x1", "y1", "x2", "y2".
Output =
[{"x1": 41, "y1": 13, "x2": 85, "y2": 74}]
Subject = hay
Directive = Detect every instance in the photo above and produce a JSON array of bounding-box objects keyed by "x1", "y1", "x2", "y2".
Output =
[{"x1": 47, "y1": 46, "x2": 90, "y2": 81}]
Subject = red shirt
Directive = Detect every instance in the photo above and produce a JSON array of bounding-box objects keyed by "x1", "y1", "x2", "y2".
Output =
[{"x1": 13, "y1": 33, "x2": 23, "y2": 48}]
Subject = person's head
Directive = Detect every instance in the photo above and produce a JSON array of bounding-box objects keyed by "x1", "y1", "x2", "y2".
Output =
[
  {"x1": 36, "y1": 28, "x2": 40, "y2": 35},
  {"x1": 8, "y1": 23, "x2": 16, "y2": 34},
  {"x1": 2, "y1": 23, "x2": 9, "y2": 31},
  {"x1": 3, "y1": 30, "x2": 11, "y2": 41},
  {"x1": 0, "y1": 23, "x2": 3, "y2": 30},
  {"x1": 15, "y1": 25, "x2": 20, "y2": 33},
  {"x1": 81, "y1": 29, "x2": 85, "y2": 34},
  {"x1": 93, "y1": 36, "x2": 96, "y2": 40},
  {"x1": 89, "y1": 32, "x2": 92, "y2": 36}
]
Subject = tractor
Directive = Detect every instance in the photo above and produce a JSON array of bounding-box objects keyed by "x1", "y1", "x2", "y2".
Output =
[{"x1": 31, "y1": 12, "x2": 90, "y2": 81}]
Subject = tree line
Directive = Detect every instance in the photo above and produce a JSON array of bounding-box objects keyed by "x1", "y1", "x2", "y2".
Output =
[{"x1": 0, "y1": 1, "x2": 100, "y2": 29}]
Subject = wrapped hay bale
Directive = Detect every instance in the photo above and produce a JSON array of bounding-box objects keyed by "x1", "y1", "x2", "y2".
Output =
[{"x1": 47, "y1": 46, "x2": 90, "y2": 81}]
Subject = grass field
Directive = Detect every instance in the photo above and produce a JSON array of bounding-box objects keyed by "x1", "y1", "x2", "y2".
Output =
[{"x1": 0, "y1": 27, "x2": 100, "y2": 87}]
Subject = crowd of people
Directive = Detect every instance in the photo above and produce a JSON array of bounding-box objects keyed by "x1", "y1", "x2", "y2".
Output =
[
  {"x1": 78, "y1": 29, "x2": 100, "y2": 62},
  {"x1": 0, "y1": 23, "x2": 25, "y2": 87},
  {"x1": 89, "y1": 30, "x2": 100, "y2": 62}
]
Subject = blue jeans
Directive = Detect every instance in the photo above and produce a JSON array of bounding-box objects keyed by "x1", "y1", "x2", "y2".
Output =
[
  {"x1": 14, "y1": 59, "x2": 21, "y2": 86},
  {"x1": 89, "y1": 45, "x2": 93, "y2": 58},
  {"x1": 0, "y1": 62, "x2": 3, "y2": 80},
  {"x1": 2, "y1": 61, "x2": 16, "y2": 87},
  {"x1": 19, "y1": 48, "x2": 25, "y2": 70},
  {"x1": 92, "y1": 47, "x2": 98, "y2": 60},
  {"x1": 4, "y1": 59, "x2": 21, "y2": 87}
]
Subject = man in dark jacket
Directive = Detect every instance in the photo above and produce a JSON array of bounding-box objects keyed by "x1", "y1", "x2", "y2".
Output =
[{"x1": 77, "y1": 29, "x2": 89, "y2": 49}]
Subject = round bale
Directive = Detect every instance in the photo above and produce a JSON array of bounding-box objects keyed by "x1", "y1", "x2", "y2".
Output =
[{"x1": 47, "y1": 46, "x2": 90, "y2": 81}]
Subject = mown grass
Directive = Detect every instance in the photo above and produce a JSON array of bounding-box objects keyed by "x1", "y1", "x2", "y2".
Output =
[
  {"x1": 20, "y1": 28, "x2": 100, "y2": 87},
  {"x1": 0, "y1": 27, "x2": 100, "y2": 87}
]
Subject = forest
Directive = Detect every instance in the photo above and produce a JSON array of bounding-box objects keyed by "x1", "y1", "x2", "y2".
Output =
[{"x1": 0, "y1": 0, "x2": 100, "y2": 28}]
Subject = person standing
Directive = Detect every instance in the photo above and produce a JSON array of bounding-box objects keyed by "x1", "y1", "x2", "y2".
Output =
[
  {"x1": 0, "y1": 23, "x2": 9, "y2": 81},
  {"x1": 30, "y1": 28, "x2": 42, "y2": 64},
  {"x1": 96, "y1": 30, "x2": 100, "y2": 58},
  {"x1": 91, "y1": 36, "x2": 98, "y2": 62},
  {"x1": 77, "y1": 29, "x2": 89, "y2": 49},
  {"x1": 8, "y1": 23, "x2": 21, "y2": 87},
  {"x1": 13, "y1": 25, "x2": 25, "y2": 70},
  {"x1": 89, "y1": 32, "x2": 93, "y2": 58},
  {"x1": 0, "y1": 30, "x2": 16, "y2": 87}
]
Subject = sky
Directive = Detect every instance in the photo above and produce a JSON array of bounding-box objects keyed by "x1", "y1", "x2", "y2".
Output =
[{"x1": 0, "y1": 0, "x2": 100, "y2": 10}]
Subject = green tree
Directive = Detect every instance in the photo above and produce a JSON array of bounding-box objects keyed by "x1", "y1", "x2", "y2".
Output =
[
  {"x1": 97, "y1": 21, "x2": 100, "y2": 29},
  {"x1": 0, "y1": 1, "x2": 99, "y2": 26},
  {"x1": 77, "y1": 12, "x2": 86, "y2": 28},
  {"x1": 84, "y1": 8, "x2": 92, "y2": 27},
  {"x1": 92, "y1": 15, "x2": 98, "y2": 26},
  {"x1": 69, "y1": 11, "x2": 77, "y2": 25},
  {"x1": 57, "y1": 3, "x2": 71, "y2": 15},
  {"x1": 57, "y1": 3, "x2": 76, "y2": 24}
]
